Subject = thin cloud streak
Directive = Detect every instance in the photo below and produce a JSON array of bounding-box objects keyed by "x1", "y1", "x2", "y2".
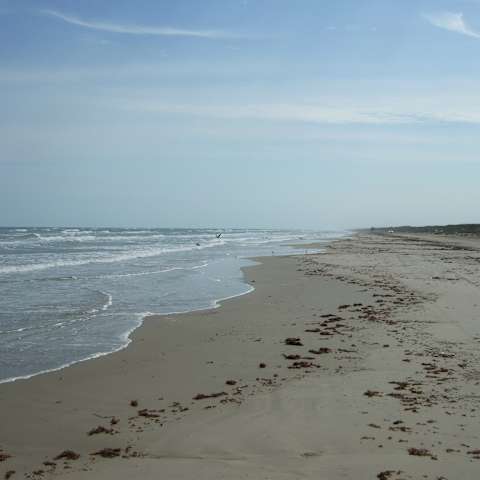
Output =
[
  {"x1": 424, "y1": 11, "x2": 480, "y2": 39},
  {"x1": 39, "y1": 9, "x2": 240, "y2": 39},
  {"x1": 0, "y1": 62, "x2": 267, "y2": 84},
  {"x1": 120, "y1": 101, "x2": 480, "y2": 125}
]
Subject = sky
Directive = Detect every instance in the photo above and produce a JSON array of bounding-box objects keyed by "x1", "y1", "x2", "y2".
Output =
[{"x1": 1, "y1": 0, "x2": 480, "y2": 229}]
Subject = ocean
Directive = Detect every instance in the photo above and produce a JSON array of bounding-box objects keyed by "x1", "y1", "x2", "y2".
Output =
[{"x1": 0, "y1": 227, "x2": 345, "y2": 383}]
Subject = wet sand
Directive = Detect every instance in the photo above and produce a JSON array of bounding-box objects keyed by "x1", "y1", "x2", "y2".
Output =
[{"x1": 2, "y1": 233, "x2": 480, "y2": 479}]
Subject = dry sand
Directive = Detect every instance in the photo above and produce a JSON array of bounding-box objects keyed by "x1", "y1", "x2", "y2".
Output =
[{"x1": 2, "y1": 233, "x2": 480, "y2": 479}]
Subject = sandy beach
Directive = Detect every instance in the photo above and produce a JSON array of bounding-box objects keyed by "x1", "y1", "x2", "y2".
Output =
[{"x1": 2, "y1": 232, "x2": 480, "y2": 479}]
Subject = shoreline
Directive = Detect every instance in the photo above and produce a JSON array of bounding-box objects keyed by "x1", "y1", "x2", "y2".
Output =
[
  {"x1": 2, "y1": 233, "x2": 480, "y2": 479},
  {"x1": 0, "y1": 282, "x2": 257, "y2": 387},
  {"x1": 0, "y1": 241, "x2": 330, "y2": 386}
]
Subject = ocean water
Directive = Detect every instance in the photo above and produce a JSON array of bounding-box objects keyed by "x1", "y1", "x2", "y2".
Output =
[{"x1": 0, "y1": 227, "x2": 345, "y2": 383}]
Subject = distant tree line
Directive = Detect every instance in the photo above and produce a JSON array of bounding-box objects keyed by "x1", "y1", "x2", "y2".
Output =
[{"x1": 370, "y1": 224, "x2": 480, "y2": 235}]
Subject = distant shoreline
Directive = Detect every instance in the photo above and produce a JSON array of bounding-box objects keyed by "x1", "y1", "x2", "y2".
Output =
[{"x1": 368, "y1": 222, "x2": 480, "y2": 236}]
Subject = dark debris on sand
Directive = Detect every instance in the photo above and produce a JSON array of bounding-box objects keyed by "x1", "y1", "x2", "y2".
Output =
[
  {"x1": 377, "y1": 471, "x2": 394, "y2": 480},
  {"x1": 193, "y1": 392, "x2": 227, "y2": 400},
  {"x1": 91, "y1": 448, "x2": 121, "y2": 458},
  {"x1": 364, "y1": 390, "x2": 383, "y2": 398},
  {"x1": 377, "y1": 471, "x2": 403, "y2": 480},
  {"x1": 88, "y1": 426, "x2": 115, "y2": 436},
  {"x1": 54, "y1": 450, "x2": 80, "y2": 461},
  {"x1": 309, "y1": 347, "x2": 332, "y2": 355},
  {"x1": 284, "y1": 337, "x2": 303, "y2": 346},
  {"x1": 407, "y1": 447, "x2": 437, "y2": 460},
  {"x1": 283, "y1": 354, "x2": 301, "y2": 360},
  {"x1": 288, "y1": 361, "x2": 319, "y2": 369}
]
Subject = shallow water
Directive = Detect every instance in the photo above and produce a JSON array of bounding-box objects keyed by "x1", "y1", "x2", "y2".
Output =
[{"x1": 0, "y1": 227, "x2": 346, "y2": 382}]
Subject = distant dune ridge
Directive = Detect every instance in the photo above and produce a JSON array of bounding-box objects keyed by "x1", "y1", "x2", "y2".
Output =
[{"x1": 370, "y1": 223, "x2": 480, "y2": 235}]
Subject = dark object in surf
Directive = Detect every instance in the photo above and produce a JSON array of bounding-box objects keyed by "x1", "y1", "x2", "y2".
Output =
[
  {"x1": 5, "y1": 471, "x2": 15, "y2": 479},
  {"x1": 225, "y1": 380, "x2": 237, "y2": 386},
  {"x1": 284, "y1": 337, "x2": 303, "y2": 346},
  {"x1": 130, "y1": 400, "x2": 138, "y2": 407},
  {"x1": 259, "y1": 363, "x2": 267, "y2": 368}
]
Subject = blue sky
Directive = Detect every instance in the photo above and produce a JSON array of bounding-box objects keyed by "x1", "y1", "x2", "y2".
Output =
[{"x1": 1, "y1": 0, "x2": 480, "y2": 229}]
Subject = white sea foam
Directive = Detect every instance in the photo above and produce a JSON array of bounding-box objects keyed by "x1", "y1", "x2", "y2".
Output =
[
  {"x1": 0, "y1": 313, "x2": 148, "y2": 385},
  {"x1": 87, "y1": 262, "x2": 208, "y2": 280},
  {"x1": 0, "y1": 346, "x2": 130, "y2": 385},
  {"x1": 1, "y1": 231, "x2": 167, "y2": 244},
  {"x1": 0, "y1": 233, "x2": 95, "y2": 245},
  {"x1": 0, "y1": 327, "x2": 27, "y2": 334},
  {"x1": 89, "y1": 233, "x2": 167, "y2": 242},
  {"x1": 0, "y1": 239, "x2": 224, "y2": 275},
  {"x1": 34, "y1": 234, "x2": 97, "y2": 242},
  {"x1": 101, "y1": 292, "x2": 113, "y2": 311},
  {"x1": 191, "y1": 262, "x2": 209, "y2": 270}
]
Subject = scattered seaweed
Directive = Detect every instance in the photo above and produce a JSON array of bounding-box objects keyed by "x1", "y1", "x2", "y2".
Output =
[
  {"x1": 377, "y1": 471, "x2": 394, "y2": 480},
  {"x1": 407, "y1": 447, "x2": 437, "y2": 460},
  {"x1": 309, "y1": 348, "x2": 332, "y2": 355},
  {"x1": 284, "y1": 337, "x2": 303, "y2": 346},
  {"x1": 364, "y1": 390, "x2": 383, "y2": 398},
  {"x1": 54, "y1": 450, "x2": 80, "y2": 461},
  {"x1": 91, "y1": 448, "x2": 121, "y2": 458},
  {"x1": 283, "y1": 354, "x2": 301, "y2": 360},
  {"x1": 138, "y1": 409, "x2": 161, "y2": 418},
  {"x1": 193, "y1": 392, "x2": 227, "y2": 400},
  {"x1": 88, "y1": 426, "x2": 115, "y2": 436},
  {"x1": 288, "y1": 361, "x2": 318, "y2": 369}
]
